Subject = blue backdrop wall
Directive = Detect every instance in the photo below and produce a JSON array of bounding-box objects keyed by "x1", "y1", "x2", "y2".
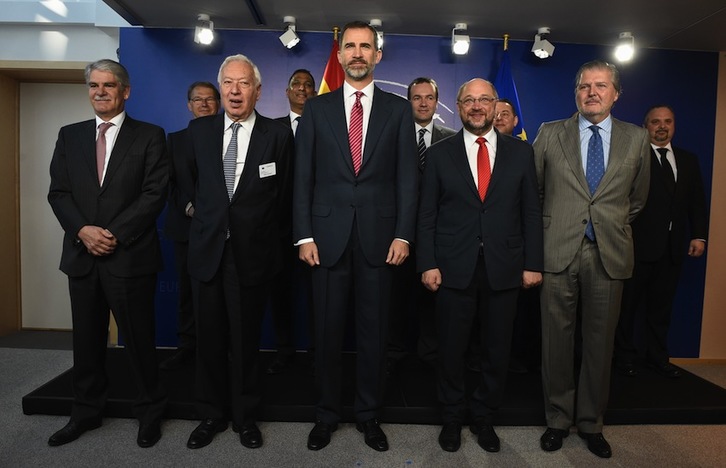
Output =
[{"x1": 118, "y1": 27, "x2": 716, "y2": 357}]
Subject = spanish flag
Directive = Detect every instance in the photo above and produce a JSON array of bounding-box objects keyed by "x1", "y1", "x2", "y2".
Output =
[{"x1": 318, "y1": 27, "x2": 345, "y2": 95}]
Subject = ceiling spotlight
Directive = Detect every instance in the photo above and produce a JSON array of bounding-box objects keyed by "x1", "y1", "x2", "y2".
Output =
[
  {"x1": 614, "y1": 32, "x2": 635, "y2": 62},
  {"x1": 370, "y1": 18, "x2": 384, "y2": 49},
  {"x1": 531, "y1": 27, "x2": 554, "y2": 59},
  {"x1": 279, "y1": 16, "x2": 300, "y2": 49},
  {"x1": 194, "y1": 13, "x2": 214, "y2": 45},
  {"x1": 452, "y1": 23, "x2": 470, "y2": 55}
]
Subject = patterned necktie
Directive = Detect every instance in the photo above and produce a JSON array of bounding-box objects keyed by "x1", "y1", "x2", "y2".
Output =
[
  {"x1": 585, "y1": 125, "x2": 604, "y2": 240},
  {"x1": 96, "y1": 122, "x2": 113, "y2": 184},
  {"x1": 475, "y1": 137, "x2": 491, "y2": 202},
  {"x1": 349, "y1": 91, "x2": 363, "y2": 175},
  {"x1": 224, "y1": 122, "x2": 240, "y2": 200},
  {"x1": 657, "y1": 147, "x2": 676, "y2": 195},
  {"x1": 417, "y1": 128, "x2": 427, "y2": 170}
]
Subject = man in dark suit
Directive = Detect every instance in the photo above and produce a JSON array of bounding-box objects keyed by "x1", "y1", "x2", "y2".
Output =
[
  {"x1": 417, "y1": 78, "x2": 543, "y2": 453},
  {"x1": 614, "y1": 105, "x2": 708, "y2": 378},
  {"x1": 160, "y1": 81, "x2": 220, "y2": 371},
  {"x1": 265, "y1": 69, "x2": 317, "y2": 375},
  {"x1": 533, "y1": 60, "x2": 650, "y2": 458},
  {"x1": 387, "y1": 77, "x2": 456, "y2": 368},
  {"x1": 47, "y1": 59, "x2": 168, "y2": 448},
  {"x1": 493, "y1": 98, "x2": 519, "y2": 137},
  {"x1": 184, "y1": 54, "x2": 293, "y2": 450},
  {"x1": 294, "y1": 21, "x2": 418, "y2": 452}
]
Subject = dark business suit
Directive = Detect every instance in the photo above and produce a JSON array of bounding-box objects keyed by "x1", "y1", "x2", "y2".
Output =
[
  {"x1": 533, "y1": 114, "x2": 650, "y2": 433},
  {"x1": 48, "y1": 115, "x2": 168, "y2": 425},
  {"x1": 389, "y1": 122, "x2": 456, "y2": 365},
  {"x1": 164, "y1": 128, "x2": 195, "y2": 352},
  {"x1": 293, "y1": 86, "x2": 418, "y2": 424},
  {"x1": 417, "y1": 130, "x2": 543, "y2": 423},
  {"x1": 186, "y1": 112, "x2": 293, "y2": 425},
  {"x1": 615, "y1": 145, "x2": 708, "y2": 365}
]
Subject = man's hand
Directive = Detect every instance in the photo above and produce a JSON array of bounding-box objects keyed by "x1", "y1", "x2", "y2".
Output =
[
  {"x1": 421, "y1": 268, "x2": 442, "y2": 292},
  {"x1": 522, "y1": 270, "x2": 542, "y2": 288},
  {"x1": 299, "y1": 242, "x2": 320, "y2": 266},
  {"x1": 688, "y1": 239, "x2": 706, "y2": 257},
  {"x1": 385, "y1": 239, "x2": 409, "y2": 266},
  {"x1": 78, "y1": 225, "x2": 117, "y2": 256}
]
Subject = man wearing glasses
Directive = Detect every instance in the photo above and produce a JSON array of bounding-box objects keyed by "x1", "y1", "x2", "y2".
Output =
[
  {"x1": 417, "y1": 78, "x2": 543, "y2": 453},
  {"x1": 161, "y1": 81, "x2": 220, "y2": 371}
]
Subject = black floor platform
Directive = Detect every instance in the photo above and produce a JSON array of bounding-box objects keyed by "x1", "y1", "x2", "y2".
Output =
[{"x1": 22, "y1": 348, "x2": 726, "y2": 425}]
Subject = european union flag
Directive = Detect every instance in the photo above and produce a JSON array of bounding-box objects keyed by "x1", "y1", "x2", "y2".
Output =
[{"x1": 493, "y1": 49, "x2": 527, "y2": 141}]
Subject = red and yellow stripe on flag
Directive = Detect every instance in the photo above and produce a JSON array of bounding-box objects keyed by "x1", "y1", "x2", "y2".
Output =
[{"x1": 318, "y1": 27, "x2": 345, "y2": 95}]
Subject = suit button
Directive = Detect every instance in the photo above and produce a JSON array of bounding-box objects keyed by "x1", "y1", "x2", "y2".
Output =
[{"x1": 582, "y1": 219, "x2": 588, "y2": 224}]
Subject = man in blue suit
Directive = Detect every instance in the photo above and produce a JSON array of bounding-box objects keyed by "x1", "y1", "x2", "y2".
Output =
[{"x1": 294, "y1": 20, "x2": 418, "y2": 452}]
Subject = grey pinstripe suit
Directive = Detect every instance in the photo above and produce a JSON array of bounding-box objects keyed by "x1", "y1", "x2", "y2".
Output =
[{"x1": 533, "y1": 113, "x2": 650, "y2": 432}]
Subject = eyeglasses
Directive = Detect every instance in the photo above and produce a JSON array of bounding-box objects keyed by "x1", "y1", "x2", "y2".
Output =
[
  {"x1": 458, "y1": 96, "x2": 496, "y2": 108},
  {"x1": 190, "y1": 97, "x2": 218, "y2": 105}
]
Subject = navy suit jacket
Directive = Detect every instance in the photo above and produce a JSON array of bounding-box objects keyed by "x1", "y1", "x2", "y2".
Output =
[
  {"x1": 417, "y1": 130, "x2": 543, "y2": 290},
  {"x1": 293, "y1": 86, "x2": 419, "y2": 267},
  {"x1": 186, "y1": 112, "x2": 294, "y2": 284},
  {"x1": 48, "y1": 115, "x2": 168, "y2": 278},
  {"x1": 632, "y1": 146, "x2": 708, "y2": 264},
  {"x1": 164, "y1": 128, "x2": 194, "y2": 242}
]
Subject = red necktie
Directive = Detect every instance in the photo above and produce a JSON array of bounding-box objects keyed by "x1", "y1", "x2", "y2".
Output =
[
  {"x1": 475, "y1": 137, "x2": 491, "y2": 201},
  {"x1": 96, "y1": 122, "x2": 113, "y2": 184},
  {"x1": 349, "y1": 91, "x2": 363, "y2": 175}
]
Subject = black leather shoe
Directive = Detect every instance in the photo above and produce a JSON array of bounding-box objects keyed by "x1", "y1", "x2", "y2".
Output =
[
  {"x1": 307, "y1": 421, "x2": 337, "y2": 451},
  {"x1": 648, "y1": 361, "x2": 681, "y2": 378},
  {"x1": 356, "y1": 419, "x2": 389, "y2": 452},
  {"x1": 159, "y1": 348, "x2": 194, "y2": 370},
  {"x1": 235, "y1": 422, "x2": 263, "y2": 448},
  {"x1": 187, "y1": 419, "x2": 228, "y2": 449},
  {"x1": 48, "y1": 419, "x2": 102, "y2": 447},
  {"x1": 470, "y1": 422, "x2": 500, "y2": 452},
  {"x1": 578, "y1": 432, "x2": 612, "y2": 458},
  {"x1": 438, "y1": 422, "x2": 461, "y2": 452},
  {"x1": 540, "y1": 427, "x2": 568, "y2": 452},
  {"x1": 137, "y1": 419, "x2": 161, "y2": 448},
  {"x1": 266, "y1": 354, "x2": 293, "y2": 375},
  {"x1": 615, "y1": 360, "x2": 638, "y2": 377}
]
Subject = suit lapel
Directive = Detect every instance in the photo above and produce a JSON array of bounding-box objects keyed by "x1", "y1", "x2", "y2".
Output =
[
  {"x1": 362, "y1": 86, "x2": 392, "y2": 170},
  {"x1": 597, "y1": 118, "x2": 633, "y2": 195},
  {"x1": 321, "y1": 88, "x2": 353, "y2": 173},
  {"x1": 558, "y1": 116, "x2": 590, "y2": 195},
  {"x1": 448, "y1": 133, "x2": 479, "y2": 200},
  {"x1": 101, "y1": 116, "x2": 137, "y2": 192},
  {"x1": 81, "y1": 120, "x2": 99, "y2": 186}
]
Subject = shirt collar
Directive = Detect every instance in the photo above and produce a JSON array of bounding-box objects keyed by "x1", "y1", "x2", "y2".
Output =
[
  {"x1": 343, "y1": 81, "x2": 375, "y2": 99},
  {"x1": 224, "y1": 110, "x2": 256, "y2": 131},
  {"x1": 578, "y1": 113, "x2": 612, "y2": 134},
  {"x1": 462, "y1": 125, "x2": 497, "y2": 150},
  {"x1": 95, "y1": 111, "x2": 125, "y2": 128}
]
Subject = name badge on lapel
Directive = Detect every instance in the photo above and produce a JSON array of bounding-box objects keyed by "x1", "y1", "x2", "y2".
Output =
[{"x1": 259, "y1": 162, "x2": 277, "y2": 178}]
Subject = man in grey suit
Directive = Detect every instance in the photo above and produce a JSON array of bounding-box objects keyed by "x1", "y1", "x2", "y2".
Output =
[
  {"x1": 294, "y1": 20, "x2": 418, "y2": 452},
  {"x1": 387, "y1": 77, "x2": 456, "y2": 369},
  {"x1": 533, "y1": 60, "x2": 650, "y2": 458}
]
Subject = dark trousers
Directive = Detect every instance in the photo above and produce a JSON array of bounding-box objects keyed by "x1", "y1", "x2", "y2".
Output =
[
  {"x1": 68, "y1": 263, "x2": 166, "y2": 424},
  {"x1": 616, "y1": 250, "x2": 682, "y2": 365},
  {"x1": 192, "y1": 242, "x2": 270, "y2": 425},
  {"x1": 311, "y1": 226, "x2": 392, "y2": 424},
  {"x1": 436, "y1": 256, "x2": 518, "y2": 424},
  {"x1": 173, "y1": 240, "x2": 195, "y2": 350}
]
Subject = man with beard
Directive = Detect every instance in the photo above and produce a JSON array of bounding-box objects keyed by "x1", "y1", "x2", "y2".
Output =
[
  {"x1": 417, "y1": 78, "x2": 543, "y2": 453},
  {"x1": 614, "y1": 105, "x2": 707, "y2": 379},
  {"x1": 294, "y1": 20, "x2": 418, "y2": 452},
  {"x1": 265, "y1": 69, "x2": 318, "y2": 375},
  {"x1": 533, "y1": 60, "x2": 650, "y2": 458}
]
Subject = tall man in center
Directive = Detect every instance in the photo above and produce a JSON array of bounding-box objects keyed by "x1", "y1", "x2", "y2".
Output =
[{"x1": 294, "y1": 20, "x2": 418, "y2": 452}]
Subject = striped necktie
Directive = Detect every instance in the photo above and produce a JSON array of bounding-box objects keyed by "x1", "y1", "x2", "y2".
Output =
[
  {"x1": 418, "y1": 128, "x2": 427, "y2": 170},
  {"x1": 224, "y1": 122, "x2": 240, "y2": 200},
  {"x1": 349, "y1": 91, "x2": 363, "y2": 175}
]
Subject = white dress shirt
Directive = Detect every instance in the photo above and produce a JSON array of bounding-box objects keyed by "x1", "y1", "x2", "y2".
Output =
[{"x1": 223, "y1": 112, "x2": 256, "y2": 193}]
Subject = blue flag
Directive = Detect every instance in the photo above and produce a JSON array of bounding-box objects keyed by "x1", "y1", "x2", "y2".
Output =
[{"x1": 493, "y1": 50, "x2": 527, "y2": 141}]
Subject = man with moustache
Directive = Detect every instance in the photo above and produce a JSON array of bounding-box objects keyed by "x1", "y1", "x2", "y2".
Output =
[
  {"x1": 265, "y1": 69, "x2": 317, "y2": 375},
  {"x1": 184, "y1": 54, "x2": 293, "y2": 450},
  {"x1": 387, "y1": 77, "x2": 456, "y2": 368},
  {"x1": 47, "y1": 59, "x2": 168, "y2": 447},
  {"x1": 614, "y1": 105, "x2": 708, "y2": 378},
  {"x1": 417, "y1": 78, "x2": 542, "y2": 453},
  {"x1": 294, "y1": 20, "x2": 418, "y2": 452},
  {"x1": 161, "y1": 81, "x2": 220, "y2": 371},
  {"x1": 533, "y1": 60, "x2": 650, "y2": 458}
]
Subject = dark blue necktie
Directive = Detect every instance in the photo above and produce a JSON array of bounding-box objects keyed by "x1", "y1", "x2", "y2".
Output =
[{"x1": 585, "y1": 125, "x2": 604, "y2": 241}]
